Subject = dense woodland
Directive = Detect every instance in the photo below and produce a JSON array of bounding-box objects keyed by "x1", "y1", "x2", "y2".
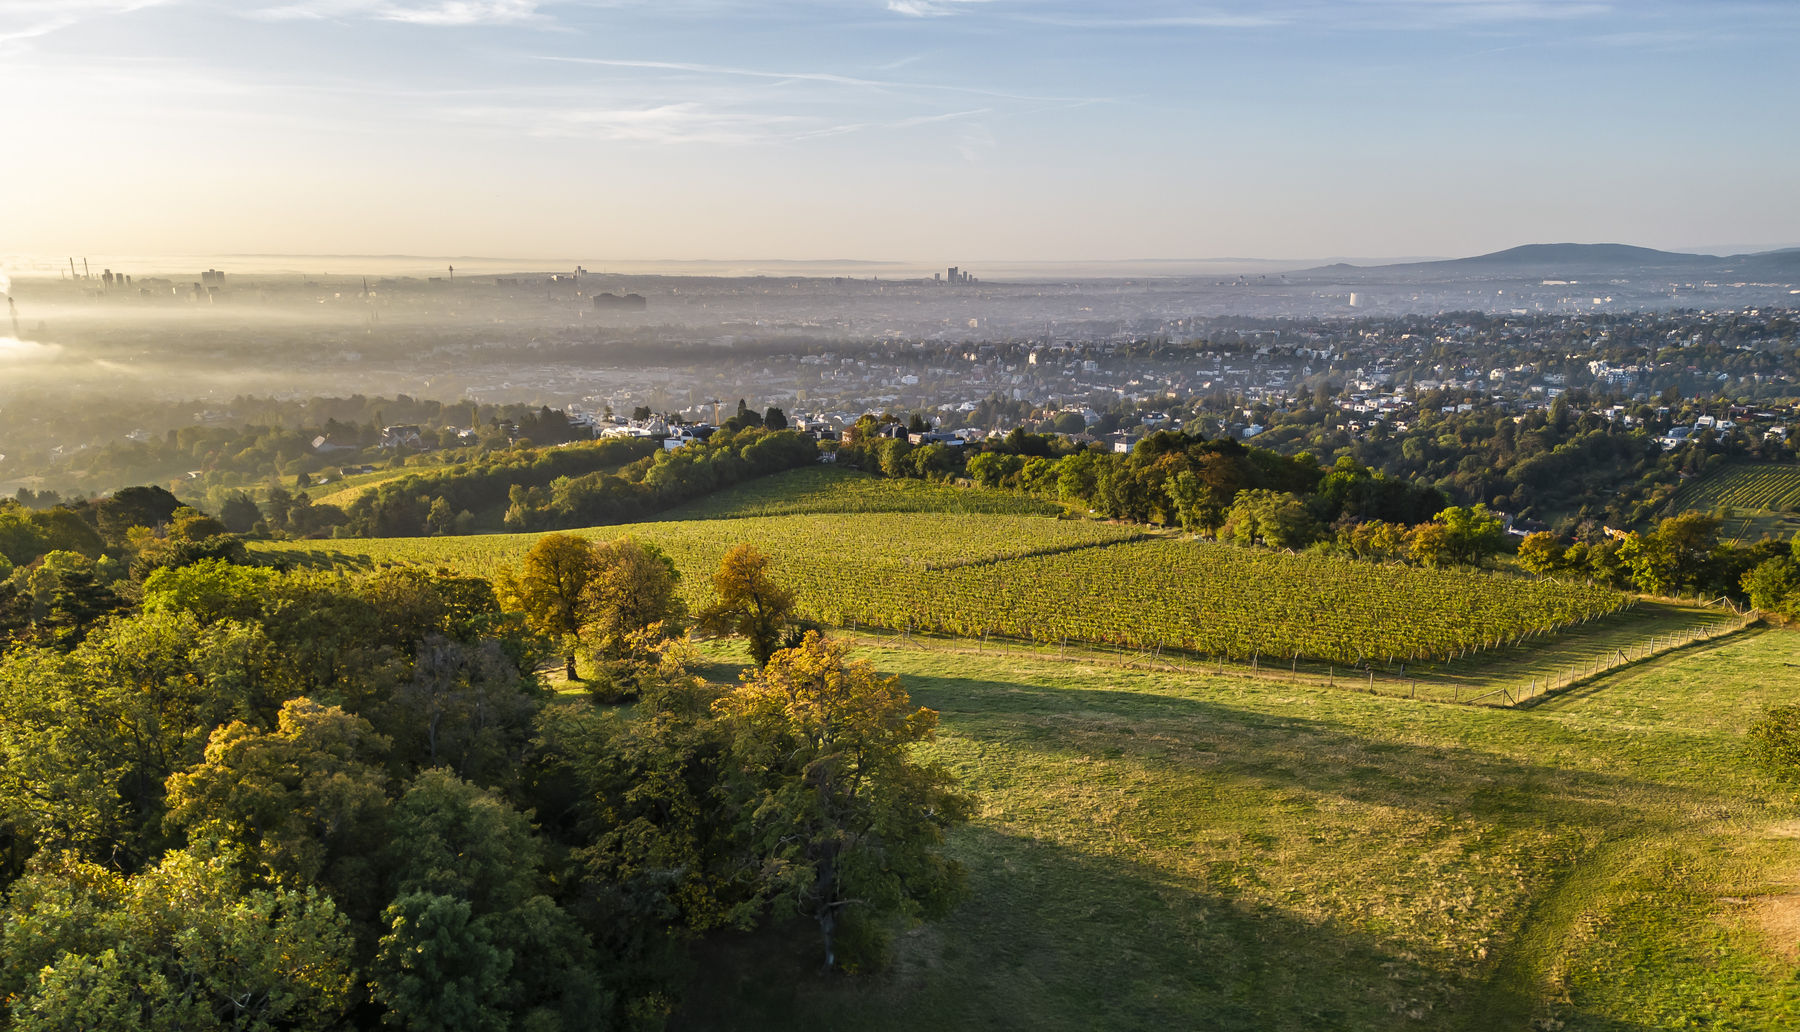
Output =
[{"x1": 0, "y1": 496, "x2": 971, "y2": 1029}]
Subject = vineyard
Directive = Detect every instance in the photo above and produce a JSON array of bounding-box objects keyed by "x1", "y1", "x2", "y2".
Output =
[
  {"x1": 659, "y1": 466, "x2": 1064, "y2": 520},
  {"x1": 1659, "y1": 462, "x2": 1800, "y2": 543},
  {"x1": 256, "y1": 511, "x2": 1626, "y2": 666},
  {"x1": 1665, "y1": 462, "x2": 1800, "y2": 515}
]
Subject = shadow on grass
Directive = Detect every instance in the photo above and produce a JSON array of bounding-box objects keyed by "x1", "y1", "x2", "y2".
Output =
[
  {"x1": 898, "y1": 670, "x2": 1735, "y2": 823},
  {"x1": 671, "y1": 824, "x2": 1662, "y2": 1032},
  {"x1": 667, "y1": 657, "x2": 1720, "y2": 1030}
]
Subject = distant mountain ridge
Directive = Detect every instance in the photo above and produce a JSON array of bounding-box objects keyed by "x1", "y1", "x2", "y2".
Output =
[{"x1": 1304, "y1": 242, "x2": 1800, "y2": 280}]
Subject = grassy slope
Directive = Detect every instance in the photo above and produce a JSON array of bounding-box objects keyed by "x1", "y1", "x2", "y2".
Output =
[
  {"x1": 307, "y1": 467, "x2": 416, "y2": 507},
  {"x1": 677, "y1": 629, "x2": 1800, "y2": 1031}
]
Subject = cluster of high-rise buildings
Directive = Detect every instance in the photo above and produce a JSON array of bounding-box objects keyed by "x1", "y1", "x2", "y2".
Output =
[{"x1": 935, "y1": 266, "x2": 976, "y2": 285}]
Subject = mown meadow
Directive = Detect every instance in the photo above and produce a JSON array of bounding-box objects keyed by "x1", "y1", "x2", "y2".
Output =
[{"x1": 676, "y1": 629, "x2": 1800, "y2": 1031}]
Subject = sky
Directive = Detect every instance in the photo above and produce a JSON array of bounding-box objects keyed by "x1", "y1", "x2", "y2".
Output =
[{"x1": 2, "y1": 0, "x2": 1798, "y2": 265}]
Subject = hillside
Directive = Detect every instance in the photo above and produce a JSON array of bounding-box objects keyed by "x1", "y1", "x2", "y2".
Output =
[
  {"x1": 1433, "y1": 242, "x2": 1705, "y2": 268},
  {"x1": 1301, "y1": 241, "x2": 1800, "y2": 281},
  {"x1": 674, "y1": 628, "x2": 1800, "y2": 1030}
]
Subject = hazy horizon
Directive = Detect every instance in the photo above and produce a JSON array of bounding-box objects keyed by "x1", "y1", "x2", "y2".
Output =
[{"x1": 7, "y1": 238, "x2": 1800, "y2": 284}]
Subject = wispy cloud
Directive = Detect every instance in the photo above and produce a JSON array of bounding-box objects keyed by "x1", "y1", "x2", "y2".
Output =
[
  {"x1": 446, "y1": 100, "x2": 801, "y2": 143},
  {"x1": 885, "y1": 0, "x2": 992, "y2": 17},
  {"x1": 253, "y1": 0, "x2": 546, "y2": 26},
  {"x1": 447, "y1": 98, "x2": 994, "y2": 146},
  {"x1": 536, "y1": 55, "x2": 1103, "y2": 104},
  {"x1": 1352, "y1": 0, "x2": 1612, "y2": 25},
  {"x1": 1019, "y1": 10, "x2": 1292, "y2": 30},
  {"x1": 884, "y1": 0, "x2": 1620, "y2": 31},
  {"x1": 794, "y1": 107, "x2": 989, "y2": 140},
  {"x1": 0, "y1": 0, "x2": 170, "y2": 47}
]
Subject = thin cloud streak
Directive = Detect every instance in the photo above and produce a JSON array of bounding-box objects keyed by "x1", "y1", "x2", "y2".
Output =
[
  {"x1": 252, "y1": 0, "x2": 547, "y2": 26},
  {"x1": 534, "y1": 55, "x2": 1106, "y2": 104},
  {"x1": 885, "y1": 0, "x2": 993, "y2": 16},
  {"x1": 0, "y1": 0, "x2": 171, "y2": 46},
  {"x1": 446, "y1": 100, "x2": 992, "y2": 146}
]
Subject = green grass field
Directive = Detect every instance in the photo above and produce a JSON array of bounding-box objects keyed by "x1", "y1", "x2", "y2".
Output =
[
  {"x1": 1664, "y1": 464, "x2": 1800, "y2": 544},
  {"x1": 674, "y1": 628, "x2": 1800, "y2": 1031}
]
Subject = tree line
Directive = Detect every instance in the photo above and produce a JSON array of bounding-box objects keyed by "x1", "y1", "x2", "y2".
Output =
[
  {"x1": 0, "y1": 509, "x2": 970, "y2": 1029},
  {"x1": 836, "y1": 423, "x2": 1518, "y2": 566},
  {"x1": 1520, "y1": 513, "x2": 1800, "y2": 614}
]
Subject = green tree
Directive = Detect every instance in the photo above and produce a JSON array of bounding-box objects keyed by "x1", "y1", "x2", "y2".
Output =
[
  {"x1": 1742, "y1": 556, "x2": 1799, "y2": 617},
  {"x1": 1221, "y1": 490, "x2": 1321, "y2": 550},
  {"x1": 218, "y1": 492, "x2": 263, "y2": 534},
  {"x1": 169, "y1": 506, "x2": 230, "y2": 542},
  {"x1": 0, "y1": 850, "x2": 354, "y2": 1032},
  {"x1": 581, "y1": 536, "x2": 686, "y2": 663},
  {"x1": 425, "y1": 496, "x2": 457, "y2": 536},
  {"x1": 497, "y1": 532, "x2": 602, "y2": 680},
  {"x1": 1516, "y1": 531, "x2": 1566, "y2": 576},
  {"x1": 717, "y1": 633, "x2": 972, "y2": 970},
  {"x1": 1621, "y1": 512, "x2": 1721, "y2": 597},
  {"x1": 372, "y1": 771, "x2": 599, "y2": 1032},
  {"x1": 0, "y1": 507, "x2": 51, "y2": 566},
  {"x1": 377, "y1": 637, "x2": 539, "y2": 786},
  {"x1": 699, "y1": 544, "x2": 796, "y2": 667},
  {"x1": 1426, "y1": 504, "x2": 1506, "y2": 567},
  {"x1": 1165, "y1": 470, "x2": 1208, "y2": 532},
  {"x1": 1406, "y1": 522, "x2": 1455, "y2": 568},
  {"x1": 164, "y1": 698, "x2": 392, "y2": 915},
  {"x1": 0, "y1": 610, "x2": 275, "y2": 859}
]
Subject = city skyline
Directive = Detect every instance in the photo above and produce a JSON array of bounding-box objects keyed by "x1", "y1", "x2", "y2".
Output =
[{"x1": 4, "y1": 0, "x2": 1798, "y2": 262}]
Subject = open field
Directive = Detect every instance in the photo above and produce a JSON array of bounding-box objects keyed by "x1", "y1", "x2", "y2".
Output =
[
  {"x1": 675, "y1": 628, "x2": 1800, "y2": 1031},
  {"x1": 1665, "y1": 464, "x2": 1800, "y2": 544}
]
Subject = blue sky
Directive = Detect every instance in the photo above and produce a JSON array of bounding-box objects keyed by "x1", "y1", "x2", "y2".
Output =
[{"x1": 3, "y1": 0, "x2": 1797, "y2": 262}]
